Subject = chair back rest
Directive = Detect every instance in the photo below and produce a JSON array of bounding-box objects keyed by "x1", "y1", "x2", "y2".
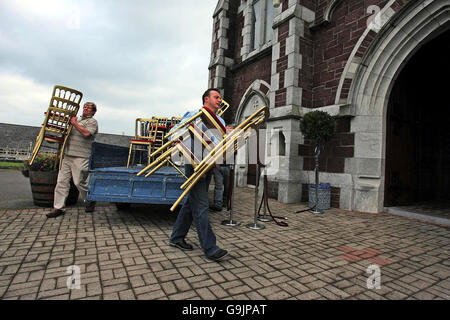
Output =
[
  {"x1": 170, "y1": 116, "x2": 182, "y2": 128},
  {"x1": 44, "y1": 86, "x2": 83, "y2": 136},
  {"x1": 151, "y1": 116, "x2": 169, "y2": 132},
  {"x1": 135, "y1": 118, "x2": 158, "y2": 141}
]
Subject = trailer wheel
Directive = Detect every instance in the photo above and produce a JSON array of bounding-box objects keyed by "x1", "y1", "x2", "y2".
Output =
[{"x1": 115, "y1": 202, "x2": 131, "y2": 211}]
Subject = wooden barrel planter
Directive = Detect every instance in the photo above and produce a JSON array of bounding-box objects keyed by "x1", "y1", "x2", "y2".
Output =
[{"x1": 29, "y1": 171, "x2": 79, "y2": 207}]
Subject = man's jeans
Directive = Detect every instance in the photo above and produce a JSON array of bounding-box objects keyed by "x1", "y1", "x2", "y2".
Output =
[
  {"x1": 211, "y1": 166, "x2": 230, "y2": 206},
  {"x1": 170, "y1": 165, "x2": 220, "y2": 256}
]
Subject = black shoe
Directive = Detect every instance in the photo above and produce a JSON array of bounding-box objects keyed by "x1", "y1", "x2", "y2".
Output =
[
  {"x1": 46, "y1": 209, "x2": 65, "y2": 218},
  {"x1": 85, "y1": 201, "x2": 96, "y2": 212},
  {"x1": 206, "y1": 249, "x2": 228, "y2": 262},
  {"x1": 209, "y1": 204, "x2": 222, "y2": 212},
  {"x1": 169, "y1": 240, "x2": 194, "y2": 251}
]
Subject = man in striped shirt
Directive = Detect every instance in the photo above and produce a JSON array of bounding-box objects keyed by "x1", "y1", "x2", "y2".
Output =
[
  {"x1": 168, "y1": 88, "x2": 229, "y2": 262},
  {"x1": 47, "y1": 102, "x2": 98, "y2": 218}
]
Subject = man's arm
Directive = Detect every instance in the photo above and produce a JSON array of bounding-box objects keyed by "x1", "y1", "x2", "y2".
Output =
[
  {"x1": 167, "y1": 110, "x2": 198, "y2": 141},
  {"x1": 70, "y1": 117, "x2": 93, "y2": 138}
]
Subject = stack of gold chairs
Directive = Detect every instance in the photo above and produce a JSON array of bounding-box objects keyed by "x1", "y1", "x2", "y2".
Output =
[
  {"x1": 126, "y1": 118, "x2": 159, "y2": 168},
  {"x1": 137, "y1": 100, "x2": 269, "y2": 212},
  {"x1": 151, "y1": 116, "x2": 169, "y2": 150},
  {"x1": 137, "y1": 100, "x2": 230, "y2": 180},
  {"x1": 169, "y1": 116, "x2": 182, "y2": 129},
  {"x1": 29, "y1": 85, "x2": 83, "y2": 169}
]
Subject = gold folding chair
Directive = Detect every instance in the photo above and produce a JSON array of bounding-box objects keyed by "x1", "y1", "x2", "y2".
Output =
[
  {"x1": 151, "y1": 117, "x2": 169, "y2": 149},
  {"x1": 126, "y1": 118, "x2": 159, "y2": 168},
  {"x1": 169, "y1": 116, "x2": 182, "y2": 129},
  {"x1": 137, "y1": 100, "x2": 231, "y2": 180},
  {"x1": 173, "y1": 106, "x2": 269, "y2": 211},
  {"x1": 29, "y1": 85, "x2": 83, "y2": 169}
]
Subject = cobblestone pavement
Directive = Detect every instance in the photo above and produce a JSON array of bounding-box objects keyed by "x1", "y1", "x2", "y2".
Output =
[{"x1": 0, "y1": 187, "x2": 448, "y2": 300}]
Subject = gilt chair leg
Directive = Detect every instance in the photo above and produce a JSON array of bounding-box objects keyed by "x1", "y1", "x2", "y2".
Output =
[{"x1": 127, "y1": 144, "x2": 134, "y2": 168}]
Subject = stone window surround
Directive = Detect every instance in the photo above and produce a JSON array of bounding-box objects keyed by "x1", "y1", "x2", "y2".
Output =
[{"x1": 239, "y1": 0, "x2": 281, "y2": 62}]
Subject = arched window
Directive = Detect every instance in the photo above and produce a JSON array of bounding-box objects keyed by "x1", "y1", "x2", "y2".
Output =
[
  {"x1": 278, "y1": 131, "x2": 286, "y2": 156},
  {"x1": 251, "y1": 0, "x2": 274, "y2": 50}
]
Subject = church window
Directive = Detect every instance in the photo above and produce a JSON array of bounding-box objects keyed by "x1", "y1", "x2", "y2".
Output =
[{"x1": 251, "y1": 0, "x2": 275, "y2": 50}]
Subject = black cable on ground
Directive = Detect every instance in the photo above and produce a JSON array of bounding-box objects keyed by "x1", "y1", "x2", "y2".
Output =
[{"x1": 256, "y1": 174, "x2": 288, "y2": 227}]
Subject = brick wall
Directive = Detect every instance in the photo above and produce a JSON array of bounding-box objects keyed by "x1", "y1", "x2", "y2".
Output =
[
  {"x1": 298, "y1": 116, "x2": 354, "y2": 208},
  {"x1": 316, "y1": 0, "x2": 332, "y2": 19},
  {"x1": 311, "y1": 0, "x2": 390, "y2": 107},
  {"x1": 214, "y1": 0, "x2": 410, "y2": 109},
  {"x1": 299, "y1": 25, "x2": 314, "y2": 108},
  {"x1": 300, "y1": 0, "x2": 316, "y2": 12},
  {"x1": 275, "y1": 21, "x2": 289, "y2": 108},
  {"x1": 229, "y1": 53, "x2": 272, "y2": 120},
  {"x1": 233, "y1": 11, "x2": 245, "y2": 65},
  {"x1": 298, "y1": 117, "x2": 354, "y2": 173},
  {"x1": 209, "y1": 0, "x2": 411, "y2": 208}
]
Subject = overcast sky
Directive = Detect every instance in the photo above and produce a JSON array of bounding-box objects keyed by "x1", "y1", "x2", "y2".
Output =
[{"x1": 0, "y1": 0, "x2": 218, "y2": 136}]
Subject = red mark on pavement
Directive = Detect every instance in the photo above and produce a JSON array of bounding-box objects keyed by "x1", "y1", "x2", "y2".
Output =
[{"x1": 337, "y1": 246, "x2": 392, "y2": 265}]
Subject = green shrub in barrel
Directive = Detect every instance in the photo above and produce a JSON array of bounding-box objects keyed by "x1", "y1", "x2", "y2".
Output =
[
  {"x1": 23, "y1": 153, "x2": 79, "y2": 207},
  {"x1": 300, "y1": 110, "x2": 335, "y2": 212}
]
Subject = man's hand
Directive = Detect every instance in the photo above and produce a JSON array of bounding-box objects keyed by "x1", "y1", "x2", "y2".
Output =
[{"x1": 70, "y1": 116, "x2": 91, "y2": 138}]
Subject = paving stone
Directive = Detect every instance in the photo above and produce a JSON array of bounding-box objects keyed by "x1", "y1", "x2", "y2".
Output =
[
  {"x1": 296, "y1": 291, "x2": 322, "y2": 300},
  {"x1": 103, "y1": 292, "x2": 119, "y2": 299},
  {"x1": 103, "y1": 277, "x2": 129, "y2": 287},
  {"x1": 18, "y1": 293, "x2": 38, "y2": 300},
  {"x1": 37, "y1": 288, "x2": 71, "y2": 299},
  {"x1": 0, "y1": 187, "x2": 448, "y2": 301},
  {"x1": 87, "y1": 283, "x2": 102, "y2": 296},
  {"x1": 196, "y1": 287, "x2": 216, "y2": 299},
  {"x1": 167, "y1": 290, "x2": 198, "y2": 300},
  {"x1": 134, "y1": 284, "x2": 161, "y2": 296},
  {"x1": 174, "y1": 278, "x2": 191, "y2": 292},
  {"x1": 118, "y1": 289, "x2": 136, "y2": 300},
  {"x1": 103, "y1": 283, "x2": 130, "y2": 294},
  {"x1": 257, "y1": 284, "x2": 282, "y2": 298},
  {"x1": 323, "y1": 285, "x2": 351, "y2": 299},
  {"x1": 208, "y1": 284, "x2": 228, "y2": 299}
]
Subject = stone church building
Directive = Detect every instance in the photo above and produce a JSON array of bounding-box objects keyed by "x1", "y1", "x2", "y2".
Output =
[{"x1": 208, "y1": 0, "x2": 449, "y2": 213}]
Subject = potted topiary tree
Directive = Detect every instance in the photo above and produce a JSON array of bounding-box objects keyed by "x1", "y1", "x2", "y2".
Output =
[
  {"x1": 300, "y1": 110, "x2": 335, "y2": 213},
  {"x1": 22, "y1": 153, "x2": 79, "y2": 207}
]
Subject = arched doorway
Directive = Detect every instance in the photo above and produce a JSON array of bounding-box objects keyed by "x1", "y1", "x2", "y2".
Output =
[
  {"x1": 235, "y1": 87, "x2": 268, "y2": 186},
  {"x1": 347, "y1": 0, "x2": 450, "y2": 213},
  {"x1": 385, "y1": 30, "x2": 450, "y2": 207}
]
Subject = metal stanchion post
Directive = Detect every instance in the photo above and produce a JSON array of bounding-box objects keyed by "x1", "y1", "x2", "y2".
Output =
[
  {"x1": 309, "y1": 145, "x2": 323, "y2": 214},
  {"x1": 258, "y1": 169, "x2": 272, "y2": 222},
  {"x1": 221, "y1": 164, "x2": 240, "y2": 227},
  {"x1": 246, "y1": 163, "x2": 265, "y2": 230}
]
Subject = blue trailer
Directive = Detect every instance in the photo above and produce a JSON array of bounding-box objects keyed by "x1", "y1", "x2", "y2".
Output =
[{"x1": 86, "y1": 142, "x2": 184, "y2": 209}]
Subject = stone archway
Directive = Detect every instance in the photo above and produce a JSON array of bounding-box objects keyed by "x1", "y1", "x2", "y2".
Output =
[
  {"x1": 234, "y1": 80, "x2": 270, "y2": 186},
  {"x1": 384, "y1": 30, "x2": 450, "y2": 207},
  {"x1": 348, "y1": 0, "x2": 450, "y2": 213}
]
